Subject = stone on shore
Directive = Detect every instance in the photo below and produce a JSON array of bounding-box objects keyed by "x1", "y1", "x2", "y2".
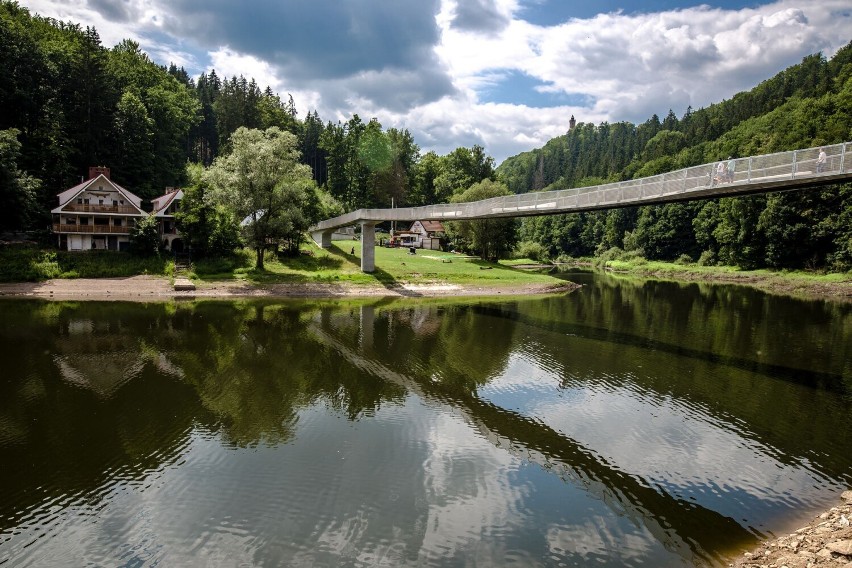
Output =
[{"x1": 174, "y1": 277, "x2": 195, "y2": 291}]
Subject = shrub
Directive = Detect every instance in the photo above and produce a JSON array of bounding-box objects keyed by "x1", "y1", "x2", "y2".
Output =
[
  {"x1": 698, "y1": 250, "x2": 718, "y2": 266},
  {"x1": 515, "y1": 241, "x2": 549, "y2": 262},
  {"x1": 675, "y1": 253, "x2": 693, "y2": 265},
  {"x1": 594, "y1": 247, "x2": 624, "y2": 267}
]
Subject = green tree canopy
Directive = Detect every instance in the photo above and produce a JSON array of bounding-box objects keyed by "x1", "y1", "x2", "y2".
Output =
[
  {"x1": 448, "y1": 179, "x2": 518, "y2": 260},
  {"x1": 206, "y1": 127, "x2": 317, "y2": 269}
]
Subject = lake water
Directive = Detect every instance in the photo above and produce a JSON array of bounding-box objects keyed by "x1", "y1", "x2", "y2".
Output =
[{"x1": 1, "y1": 272, "x2": 850, "y2": 567}]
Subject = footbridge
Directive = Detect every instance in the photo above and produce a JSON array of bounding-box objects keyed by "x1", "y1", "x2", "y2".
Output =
[{"x1": 310, "y1": 141, "x2": 852, "y2": 272}]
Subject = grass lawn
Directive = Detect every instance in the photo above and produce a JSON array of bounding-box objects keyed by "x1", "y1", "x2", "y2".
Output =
[
  {"x1": 192, "y1": 240, "x2": 560, "y2": 288},
  {"x1": 0, "y1": 240, "x2": 559, "y2": 288}
]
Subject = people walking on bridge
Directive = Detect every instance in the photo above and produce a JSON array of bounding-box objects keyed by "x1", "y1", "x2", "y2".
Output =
[{"x1": 817, "y1": 148, "x2": 827, "y2": 173}]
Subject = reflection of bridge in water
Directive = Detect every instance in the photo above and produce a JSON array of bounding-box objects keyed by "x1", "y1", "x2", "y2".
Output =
[
  {"x1": 310, "y1": 142, "x2": 852, "y2": 272},
  {"x1": 310, "y1": 308, "x2": 755, "y2": 566}
]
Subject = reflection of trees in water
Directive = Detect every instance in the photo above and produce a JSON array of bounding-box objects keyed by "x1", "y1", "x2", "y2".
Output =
[
  {"x1": 550, "y1": 274, "x2": 852, "y2": 381},
  {"x1": 150, "y1": 301, "x2": 406, "y2": 446},
  {"x1": 0, "y1": 301, "x2": 205, "y2": 532},
  {"x1": 471, "y1": 280, "x2": 852, "y2": 481},
  {"x1": 355, "y1": 303, "x2": 520, "y2": 395}
]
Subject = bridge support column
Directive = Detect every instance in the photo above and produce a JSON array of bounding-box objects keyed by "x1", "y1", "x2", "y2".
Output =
[
  {"x1": 311, "y1": 229, "x2": 333, "y2": 249},
  {"x1": 360, "y1": 222, "x2": 377, "y2": 273}
]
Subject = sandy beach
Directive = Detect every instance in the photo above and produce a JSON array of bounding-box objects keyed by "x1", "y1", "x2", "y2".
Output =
[{"x1": 0, "y1": 275, "x2": 580, "y2": 301}]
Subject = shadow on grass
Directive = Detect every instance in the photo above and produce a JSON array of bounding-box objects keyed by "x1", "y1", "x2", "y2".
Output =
[{"x1": 325, "y1": 244, "x2": 424, "y2": 296}]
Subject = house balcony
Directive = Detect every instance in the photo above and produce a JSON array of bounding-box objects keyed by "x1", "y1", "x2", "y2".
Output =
[
  {"x1": 62, "y1": 204, "x2": 140, "y2": 214},
  {"x1": 53, "y1": 224, "x2": 131, "y2": 234}
]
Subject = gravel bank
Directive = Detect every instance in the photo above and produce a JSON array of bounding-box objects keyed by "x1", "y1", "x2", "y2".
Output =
[{"x1": 732, "y1": 491, "x2": 852, "y2": 568}]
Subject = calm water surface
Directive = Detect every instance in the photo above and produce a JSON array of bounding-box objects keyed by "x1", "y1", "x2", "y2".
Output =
[{"x1": 1, "y1": 273, "x2": 850, "y2": 567}]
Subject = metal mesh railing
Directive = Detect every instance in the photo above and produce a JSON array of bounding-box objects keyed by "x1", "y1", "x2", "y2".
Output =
[{"x1": 311, "y1": 141, "x2": 851, "y2": 232}]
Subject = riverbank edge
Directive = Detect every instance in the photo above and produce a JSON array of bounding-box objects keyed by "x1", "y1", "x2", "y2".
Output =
[
  {"x1": 731, "y1": 491, "x2": 852, "y2": 568},
  {"x1": 0, "y1": 275, "x2": 581, "y2": 301},
  {"x1": 591, "y1": 261, "x2": 852, "y2": 302}
]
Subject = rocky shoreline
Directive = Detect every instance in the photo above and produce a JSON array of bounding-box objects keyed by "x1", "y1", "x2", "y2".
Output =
[{"x1": 732, "y1": 491, "x2": 852, "y2": 568}]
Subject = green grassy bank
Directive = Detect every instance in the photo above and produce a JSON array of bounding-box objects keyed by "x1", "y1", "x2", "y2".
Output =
[
  {"x1": 0, "y1": 241, "x2": 560, "y2": 289},
  {"x1": 0, "y1": 245, "x2": 174, "y2": 282},
  {"x1": 191, "y1": 240, "x2": 560, "y2": 288}
]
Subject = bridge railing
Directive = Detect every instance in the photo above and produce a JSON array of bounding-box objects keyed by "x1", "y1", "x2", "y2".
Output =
[{"x1": 310, "y1": 141, "x2": 850, "y2": 232}]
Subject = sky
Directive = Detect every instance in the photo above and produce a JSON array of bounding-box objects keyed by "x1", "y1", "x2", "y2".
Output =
[{"x1": 18, "y1": 0, "x2": 852, "y2": 163}]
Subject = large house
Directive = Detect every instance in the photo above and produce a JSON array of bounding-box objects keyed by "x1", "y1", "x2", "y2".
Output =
[
  {"x1": 151, "y1": 187, "x2": 184, "y2": 252},
  {"x1": 52, "y1": 167, "x2": 146, "y2": 251}
]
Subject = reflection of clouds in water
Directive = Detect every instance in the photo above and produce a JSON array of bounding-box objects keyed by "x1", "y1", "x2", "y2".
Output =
[
  {"x1": 484, "y1": 352, "x2": 840, "y2": 526},
  {"x1": 419, "y1": 410, "x2": 520, "y2": 557},
  {"x1": 545, "y1": 520, "x2": 657, "y2": 565}
]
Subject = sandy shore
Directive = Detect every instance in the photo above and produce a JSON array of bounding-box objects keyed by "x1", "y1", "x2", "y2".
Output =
[{"x1": 0, "y1": 275, "x2": 580, "y2": 301}]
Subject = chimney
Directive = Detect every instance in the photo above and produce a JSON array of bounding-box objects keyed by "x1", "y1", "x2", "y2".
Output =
[{"x1": 88, "y1": 166, "x2": 111, "y2": 180}]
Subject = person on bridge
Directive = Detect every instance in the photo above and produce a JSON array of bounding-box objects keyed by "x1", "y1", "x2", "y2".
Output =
[
  {"x1": 714, "y1": 161, "x2": 726, "y2": 185},
  {"x1": 817, "y1": 148, "x2": 827, "y2": 173},
  {"x1": 726, "y1": 157, "x2": 736, "y2": 183}
]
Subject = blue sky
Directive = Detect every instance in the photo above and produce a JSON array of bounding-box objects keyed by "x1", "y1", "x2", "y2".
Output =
[{"x1": 20, "y1": 0, "x2": 852, "y2": 163}]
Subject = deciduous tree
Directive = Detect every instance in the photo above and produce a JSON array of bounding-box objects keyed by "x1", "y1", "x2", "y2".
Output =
[{"x1": 206, "y1": 127, "x2": 316, "y2": 269}]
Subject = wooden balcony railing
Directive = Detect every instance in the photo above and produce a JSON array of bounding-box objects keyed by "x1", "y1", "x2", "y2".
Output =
[
  {"x1": 62, "y1": 204, "x2": 140, "y2": 214},
  {"x1": 53, "y1": 224, "x2": 131, "y2": 234}
]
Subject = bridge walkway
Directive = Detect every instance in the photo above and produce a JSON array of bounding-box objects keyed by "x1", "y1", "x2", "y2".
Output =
[{"x1": 309, "y1": 142, "x2": 852, "y2": 272}]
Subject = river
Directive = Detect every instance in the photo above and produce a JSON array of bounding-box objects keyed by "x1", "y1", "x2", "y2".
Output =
[{"x1": 1, "y1": 271, "x2": 850, "y2": 567}]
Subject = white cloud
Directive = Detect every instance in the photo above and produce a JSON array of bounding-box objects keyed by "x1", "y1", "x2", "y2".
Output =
[{"x1": 17, "y1": 0, "x2": 852, "y2": 162}]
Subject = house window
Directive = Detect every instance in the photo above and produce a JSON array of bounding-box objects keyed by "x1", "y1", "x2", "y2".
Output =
[
  {"x1": 80, "y1": 217, "x2": 89, "y2": 225},
  {"x1": 119, "y1": 200, "x2": 124, "y2": 205},
  {"x1": 114, "y1": 218, "x2": 123, "y2": 227},
  {"x1": 99, "y1": 199, "x2": 104, "y2": 205},
  {"x1": 77, "y1": 198, "x2": 82, "y2": 204},
  {"x1": 113, "y1": 200, "x2": 118, "y2": 206},
  {"x1": 83, "y1": 198, "x2": 90, "y2": 205}
]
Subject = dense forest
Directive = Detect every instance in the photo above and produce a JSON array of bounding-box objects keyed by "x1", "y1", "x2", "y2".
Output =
[{"x1": 1, "y1": 0, "x2": 851, "y2": 271}]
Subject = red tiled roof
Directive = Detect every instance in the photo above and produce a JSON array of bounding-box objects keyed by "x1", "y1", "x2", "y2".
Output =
[{"x1": 418, "y1": 220, "x2": 445, "y2": 233}]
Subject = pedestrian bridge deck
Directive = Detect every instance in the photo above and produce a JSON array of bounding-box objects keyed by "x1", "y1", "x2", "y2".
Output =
[{"x1": 310, "y1": 141, "x2": 852, "y2": 272}]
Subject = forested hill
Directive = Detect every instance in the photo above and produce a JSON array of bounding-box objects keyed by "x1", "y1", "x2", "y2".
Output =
[
  {"x1": 497, "y1": 44, "x2": 852, "y2": 193},
  {"x1": 497, "y1": 43, "x2": 852, "y2": 271}
]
